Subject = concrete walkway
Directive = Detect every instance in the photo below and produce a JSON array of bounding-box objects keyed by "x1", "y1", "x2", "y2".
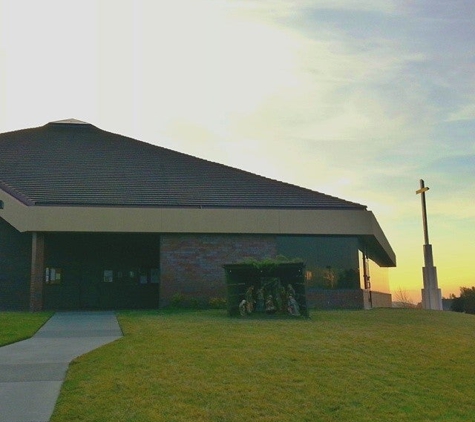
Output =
[{"x1": 0, "y1": 311, "x2": 123, "y2": 422}]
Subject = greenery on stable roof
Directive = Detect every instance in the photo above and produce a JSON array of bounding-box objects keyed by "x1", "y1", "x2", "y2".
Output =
[{"x1": 231, "y1": 255, "x2": 304, "y2": 271}]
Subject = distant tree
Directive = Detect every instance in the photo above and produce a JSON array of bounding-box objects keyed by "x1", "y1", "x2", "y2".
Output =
[
  {"x1": 451, "y1": 287, "x2": 475, "y2": 314},
  {"x1": 450, "y1": 293, "x2": 463, "y2": 312},
  {"x1": 393, "y1": 287, "x2": 416, "y2": 308}
]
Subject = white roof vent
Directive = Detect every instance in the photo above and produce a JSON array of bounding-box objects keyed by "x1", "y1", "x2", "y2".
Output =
[{"x1": 51, "y1": 118, "x2": 89, "y2": 125}]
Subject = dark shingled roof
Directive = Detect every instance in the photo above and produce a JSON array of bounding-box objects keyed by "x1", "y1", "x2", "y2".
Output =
[{"x1": 0, "y1": 121, "x2": 366, "y2": 210}]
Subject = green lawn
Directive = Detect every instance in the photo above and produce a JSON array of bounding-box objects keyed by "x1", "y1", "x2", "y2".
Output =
[
  {"x1": 0, "y1": 312, "x2": 52, "y2": 346},
  {"x1": 51, "y1": 309, "x2": 475, "y2": 422}
]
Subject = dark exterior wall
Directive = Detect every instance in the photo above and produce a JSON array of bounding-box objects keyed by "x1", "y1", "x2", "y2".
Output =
[
  {"x1": 306, "y1": 289, "x2": 392, "y2": 310},
  {"x1": 277, "y1": 236, "x2": 361, "y2": 290},
  {"x1": 43, "y1": 233, "x2": 161, "y2": 310},
  {"x1": 0, "y1": 218, "x2": 31, "y2": 310},
  {"x1": 160, "y1": 234, "x2": 277, "y2": 306}
]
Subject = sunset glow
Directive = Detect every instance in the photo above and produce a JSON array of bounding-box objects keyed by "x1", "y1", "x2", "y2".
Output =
[{"x1": 1, "y1": 0, "x2": 473, "y2": 303}]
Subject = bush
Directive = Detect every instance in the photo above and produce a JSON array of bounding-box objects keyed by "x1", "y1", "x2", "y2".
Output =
[
  {"x1": 169, "y1": 292, "x2": 209, "y2": 309},
  {"x1": 208, "y1": 297, "x2": 227, "y2": 309},
  {"x1": 170, "y1": 292, "x2": 187, "y2": 308}
]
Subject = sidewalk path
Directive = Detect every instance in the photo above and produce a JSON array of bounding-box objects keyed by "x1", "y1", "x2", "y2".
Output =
[{"x1": 0, "y1": 311, "x2": 123, "y2": 422}]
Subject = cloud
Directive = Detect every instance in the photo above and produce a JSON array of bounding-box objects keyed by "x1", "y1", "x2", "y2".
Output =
[
  {"x1": 447, "y1": 104, "x2": 475, "y2": 122},
  {"x1": 230, "y1": 0, "x2": 399, "y2": 15},
  {"x1": 0, "y1": 0, "x2": 473, "y2": 302}
]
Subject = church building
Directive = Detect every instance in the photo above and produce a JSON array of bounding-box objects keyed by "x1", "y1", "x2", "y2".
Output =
[{"x1": 0, "y1": 119, "x2": 395, "y2": 311}]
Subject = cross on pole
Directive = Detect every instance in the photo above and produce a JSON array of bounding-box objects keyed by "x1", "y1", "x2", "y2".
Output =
[
  {"x1": 415, "y1": 179, "x2": 442, "y2": 310},
  {"x1": 416, "y1": 179, "x2": 430, "y2": 245}
]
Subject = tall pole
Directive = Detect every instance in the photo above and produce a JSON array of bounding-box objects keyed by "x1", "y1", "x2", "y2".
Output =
[
  {"x1": 418, "y1": 179, "x2": 430, "y2": 245},
  {"x1": 416, "y1": 179, "x2": 442, "y2": 310}
]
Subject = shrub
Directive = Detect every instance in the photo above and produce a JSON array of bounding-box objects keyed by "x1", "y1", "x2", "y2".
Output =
[
  {"x1": 170, "y1": 292, "x2": 186, "y2": 308},
  {"x1": 188, "y1": 297, "x2": 200, "y2": 309},
  {"x1": 169, "y1": 292, "x2": 205, "y2": 309},
  {"x1": 208, "y1": 297, "x2": 227, "y2": 309}
]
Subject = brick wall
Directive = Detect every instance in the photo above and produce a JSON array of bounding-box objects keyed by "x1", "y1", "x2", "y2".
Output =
[{"x1": 160, "y1": 234, "x2": 277, "y2": 306}]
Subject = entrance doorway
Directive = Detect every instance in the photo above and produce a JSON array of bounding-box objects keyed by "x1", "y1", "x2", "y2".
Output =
[{"x1": 43, "y1": 233, "x2": 161, "y2": 310}]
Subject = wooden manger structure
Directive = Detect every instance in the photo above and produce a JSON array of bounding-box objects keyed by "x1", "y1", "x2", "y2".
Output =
[{"x1": 223, "y1": 261, "x2": 309, "y2": 318}]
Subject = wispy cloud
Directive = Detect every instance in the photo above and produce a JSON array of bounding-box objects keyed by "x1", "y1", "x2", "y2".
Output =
[
  {"x1": 447, "y1": 104, "x2": 475, "y2": 122},
  {"x1": 230, "y1": 0, "x2": 399, "y2": 15}
]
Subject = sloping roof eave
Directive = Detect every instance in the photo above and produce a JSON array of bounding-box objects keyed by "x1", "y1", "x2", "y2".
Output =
[{"x1": 0, "y1": 121, "x2": 366, "y2": 211}]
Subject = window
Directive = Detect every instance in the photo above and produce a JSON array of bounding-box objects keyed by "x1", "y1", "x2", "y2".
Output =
[
  {"x1": 103, "y1": 270, "x2": 113, "y2": 283},
  {"x1": 45, "y1": 267, "x2": 62, "y2": 284},
  {"x1": 102, "y1": 268, "x2": 160, "y2": 284}
]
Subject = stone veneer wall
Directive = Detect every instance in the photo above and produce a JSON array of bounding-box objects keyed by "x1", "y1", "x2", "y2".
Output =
[
  {"x1": 369, "y1": 291, "x2": 392, "y2": 308},
  {"x1": 160, "y1": 234, "x2": 277, "y2": 306}
]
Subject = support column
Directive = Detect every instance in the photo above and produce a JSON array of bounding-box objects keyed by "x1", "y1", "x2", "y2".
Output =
[
  {"x1": 421, "y1": 244, "x2": 442, "y2": 310},
  {"x1": 361, "y1": 249, "x2": 372, "y2": 309},
  {"x1": 30, "y1": 232, "x2": 45, "y2": 312}
]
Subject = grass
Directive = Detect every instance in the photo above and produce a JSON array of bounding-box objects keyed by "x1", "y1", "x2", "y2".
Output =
[
  {"x1": 0, "y1": 311, "x2": 53, "y2": 346},
  {"x1": 50, "y1": 309, "x2": 475, "y2": 422}
]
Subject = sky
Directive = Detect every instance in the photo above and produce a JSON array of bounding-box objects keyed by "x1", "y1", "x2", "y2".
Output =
[{"x1": 0, "y1": 0, "x2": 473, "y2": 303}]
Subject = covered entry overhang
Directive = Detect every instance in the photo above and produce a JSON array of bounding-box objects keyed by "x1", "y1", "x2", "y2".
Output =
[{"x1": 0, "y1": 191, "x2": 396, "y2": 311}]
